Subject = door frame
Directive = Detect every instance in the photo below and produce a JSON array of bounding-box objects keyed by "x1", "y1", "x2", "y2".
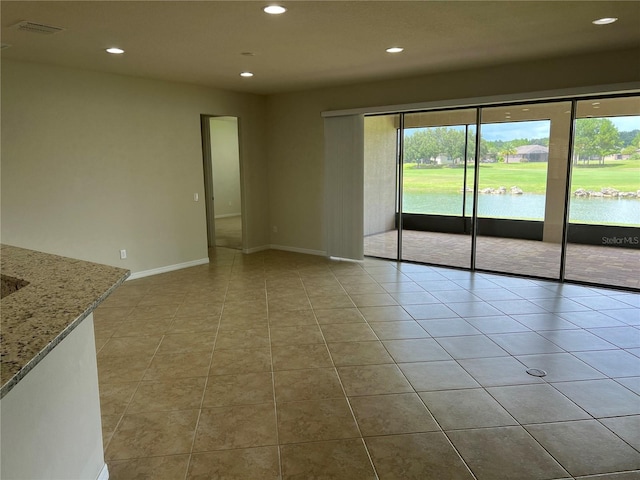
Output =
[{"x1": 200, "y1": 114, "x2": 245, "y2": 250}]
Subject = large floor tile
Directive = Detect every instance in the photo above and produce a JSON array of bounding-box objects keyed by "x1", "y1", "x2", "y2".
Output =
[
  {"x1": 552, "y1": 379, "x2": 640, "y2": 417},
  {"x1": 486, "y1": 384, "x2": 591, "y2": 424},
  {"x1": 320, "y1": 323, "x2": 378, "y2": 342},
  {"x1": 97, "y1": 354, "x2": 153, "y2": 383},
  {"x1": 98, "y1": 335, "x2": 163, "y2": 357},
  {"x1": 403, "y1": 303, "x2": 459, "y2": 320},
  {"x1": 525, "y1": 420, "x2": 640, "y2": 477},
  {"x1": 366, "y1": 432, "x2": 474, "y2": 480},
  {"x1": 314, "y1": 307, "x2": 365, "y2": 324},
  {"x1": 600, "y1": 415, "x2": 640, "y2": 450},
  {"x1": 272, "y1": 343, "x2": 333, "y2": 370},
  {"x1": 143, "y1": 351, "x2": 212, "y2": 380},
  {"x1": 203, "y1": 372, "x2": 274, "y2": 407},
  {"x1": 368, "y1": 320, "x2": 430, "y2": 339},
  {"x1": 106, "y1": 410, "x2": 199, "y2": 460},
  {"x1": 127, "y1": 377, "x2": 206, "y2": 413},
  {"x1": 214, "y1": 327, "x2": 269, "y2": 350},
  {"x1": 327, "y1": 341, "x2": 394, "y2": 366},
  {"x1": 193, "y1": 404, "x2": 277, "y2": 451},
  {"x1": 539, "y1": 329, "x2": 617, "y2": 352},
  {"x1": 358, "y1": 306, "x2": 413, "y2": 322},
  {"x1": 276, "y1": 398, "x2": 360, "y2": 444},
  {"x1": 458, "y1": 356, "x2": 544, "y2": 387},
  {"x1": 383, "y1": 338, "x2": 452, "y2": 362},
  {"x1": 399, "y1": 360, "x2": 480, "y2": 391},
  {"x1": 418, "y1": 318, "x2": 482, "y2": 337},
  {"x1": 448, "y1": 426, "x2": 569, "y2": 480},
  {"x1": 157, "y1": 333, "x2": 216, "y2": 354},
  {"x1": 516, "y1": 353, "x2": 607, "y2": 382},
  {"x1": 511, "y1": 313, "x2": 579, "y2": 331},
  {"x1": 436, "y1": 335, "x2": 509, "y2": 359},
  {"x1": 337, "y1": 364, "x2": 413, "y2": 396},
  {"x1": 419, "y1": 389, "x2": 517, "y2": 430},
  {"x1": 573, "y1": 349, "x2": 640, "y2": 378},
  {"x1": 588, "y1": 326, "x2": 640, "y2": 348},
  {"x1": 349, "y1": 393, "x2": 439, "y2": 436},
  {"x1": 488, "y1": 331, "x2": 565, "y2": 355},
  {"x1": 109, "y1": 455, "x2": 190, "y2": 480},
  {"x1": 209, "y1": 347, "x2": 271, "y2": 375},
  {"x1": 99, "y1": 381, "x2": 138, "y2": 417},
  {"x1": 465, "y1": 315, "x2": 530, "y2": 334},
  {"x1": 448, "y1": 301, "x2": 505, "y2": 317},
  {"x1": 558, "y1": 311, "x2": 626, "y2": 328},
  {"x1": 274, "y1": 368, "x2": 344, "y2": 402},
  {"x1": 187, "y1": 447, "x2": 280, "y2": 480},
  {"x1": 280, "y1": 439, "x2": 376, "y2": 480},
  {"x1": 269, "y1": 325, "x2": 324, "y2": 346}
]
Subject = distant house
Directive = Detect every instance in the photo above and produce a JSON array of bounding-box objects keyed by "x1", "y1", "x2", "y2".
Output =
[
  {"x1": 435, "y1": 154, "x2": 453, "y2": 165},
  {"x1": 511, "y1": 144, "x2": 549, "y2": 162}
]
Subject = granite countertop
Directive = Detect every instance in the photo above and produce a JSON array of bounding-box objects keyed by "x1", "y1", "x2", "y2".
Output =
[{"x1": 1, "y1": 244, "x2": 129, "y2": 398}]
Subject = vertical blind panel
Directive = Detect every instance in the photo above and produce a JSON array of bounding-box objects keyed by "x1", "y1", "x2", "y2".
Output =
[{"x1": 324, "y1": 115, "x2": 364, "y2": 260}]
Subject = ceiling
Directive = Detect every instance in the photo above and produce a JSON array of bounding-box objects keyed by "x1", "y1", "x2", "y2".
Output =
[{"x1": 1, "y1": 1, "x2": 639, "y2": 95}]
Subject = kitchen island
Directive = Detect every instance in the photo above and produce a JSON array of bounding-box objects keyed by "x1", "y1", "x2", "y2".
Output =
[{"x1": 1, "y1": 244, "x2": 129, "y2": 480}]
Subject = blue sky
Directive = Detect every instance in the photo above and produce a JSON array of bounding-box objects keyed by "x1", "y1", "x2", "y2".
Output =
[
  {"x1": 406, "y1": 116, "x2": 640, "y2": 142},
  {"x1": 482, "y1": 116, "x2": 640, "y2": 141},
  {"x1": 481, "y1": 120, "x2": 550, "y2": 141}
]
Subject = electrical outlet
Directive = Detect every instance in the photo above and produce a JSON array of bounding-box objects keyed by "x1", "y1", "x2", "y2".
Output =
[
  {"x1": 194, "y1": 193, "x2": 199, "y2": 202},
  {"x1": 120, "y1": 249, "x2": 127, "y2": 259}
]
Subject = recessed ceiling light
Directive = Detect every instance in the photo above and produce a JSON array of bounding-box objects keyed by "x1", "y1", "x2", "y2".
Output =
[
  {"x1": 592, "y1": 17, "x2": 618, "y2": 25},
  {"x1": 386, "y1": 47, "x2": 404, "y2": 53},
  {"x1": 240, "y1": 72, "x2": 254, "y2": 77},
  {"x1": 592, "y1": 102, "x2": 601, "y2": 106},
  {"x1": 106, "y1": 47, "x2": 124, "y2": 54},
  {"x1": 522, "y1": 108, "x2": 530, "y2": 112},
  {"x1": 264, "y1": 5, "x2": 286, "y2": 14}
]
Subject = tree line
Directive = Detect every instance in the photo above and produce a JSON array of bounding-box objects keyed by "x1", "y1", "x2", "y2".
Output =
[{"x1": 403, "y1": 120, "x2": 640, "y2": 166}]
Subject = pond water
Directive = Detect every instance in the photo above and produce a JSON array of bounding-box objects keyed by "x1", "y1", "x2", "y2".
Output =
[{"x1": 402, "y1": 192, "x2": 640, "y2": 226}]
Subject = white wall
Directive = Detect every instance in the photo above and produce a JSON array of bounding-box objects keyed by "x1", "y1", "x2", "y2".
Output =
[
  {"x1": 266, "y1": 47, "x2": 640, "y2": 253},
  {"x1": 1, "y1": 60, "x2": 269, "y2": 273},
  {"x1": 210, "y1": 117, "x2": 242, "y2": 218},
  {"x1": 0, "y1": 315, "x2": 105, "y2": 480}
]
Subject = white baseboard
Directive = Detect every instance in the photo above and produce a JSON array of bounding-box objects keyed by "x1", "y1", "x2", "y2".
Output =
[
  {"x1": 244, "y1": 245, "x2": 270, "y2": 254},
  {"x1": 97, "y1": 463, "x2": 109, "y2": 480},
  {"x1": 329, "y1": 256, "x2": 365, "y2": 263},
  {"x1": 269, "y1": 244, "x2": 327, "y2": 257},
  {"x1": 214, "y1": 213, "x2": 242, "y2": 219},
  {"x1": 127, "y1": 257, "x2": 210, "y2": 280},
  {"x1": 242, "y1": 244, "x2": 327, "y2": 256}
]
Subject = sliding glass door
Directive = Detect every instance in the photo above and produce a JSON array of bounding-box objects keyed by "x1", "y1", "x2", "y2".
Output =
[
  {"x1": 400, "y1": 109, "x2": 476, "y2": 268},
  {"x1": 363, "y1": 94, "x2": 639, "y2": 291},
  {"x1": 364, "y1": 114, "x2": 400, "y2": 260},
  {"x1": 565, "y1": 96, "x2": 640, "y2": 289},
  {"x1": 475, "y1": 102, "x2": 572, "y2": 279}
]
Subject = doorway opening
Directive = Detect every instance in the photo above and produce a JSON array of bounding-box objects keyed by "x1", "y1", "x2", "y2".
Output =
[{"x1": 200, "y1": 115, "x2": 243, "y2": 252}]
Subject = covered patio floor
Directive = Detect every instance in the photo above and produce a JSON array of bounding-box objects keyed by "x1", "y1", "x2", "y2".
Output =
[{"x1": 364, "y1": 230, "x2": 639, "y2": 290}]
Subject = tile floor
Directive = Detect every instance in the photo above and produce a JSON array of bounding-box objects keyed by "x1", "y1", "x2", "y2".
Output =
[{"x1": 94, "y1": 247, "x2": 640, "y2": 479}]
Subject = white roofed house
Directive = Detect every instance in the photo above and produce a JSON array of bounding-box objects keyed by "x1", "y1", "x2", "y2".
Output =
[{"x1": 511, "y1": 144, "x2": 549, "y2": 162}]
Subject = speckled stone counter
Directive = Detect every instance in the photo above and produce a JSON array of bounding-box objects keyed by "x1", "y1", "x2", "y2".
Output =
[{"x1": 1, "y1": 244, "x2": 129, "y2": 398}]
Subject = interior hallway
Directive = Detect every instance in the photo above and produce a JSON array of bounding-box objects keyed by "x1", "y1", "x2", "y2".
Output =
[{"x1": 94, "y1": 247, "x2": 640, "y2": 479}]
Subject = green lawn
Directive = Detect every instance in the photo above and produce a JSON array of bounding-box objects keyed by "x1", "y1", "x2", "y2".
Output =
[{"x1": 402, "y1": 160, "x2": 640, "y2": 194}]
